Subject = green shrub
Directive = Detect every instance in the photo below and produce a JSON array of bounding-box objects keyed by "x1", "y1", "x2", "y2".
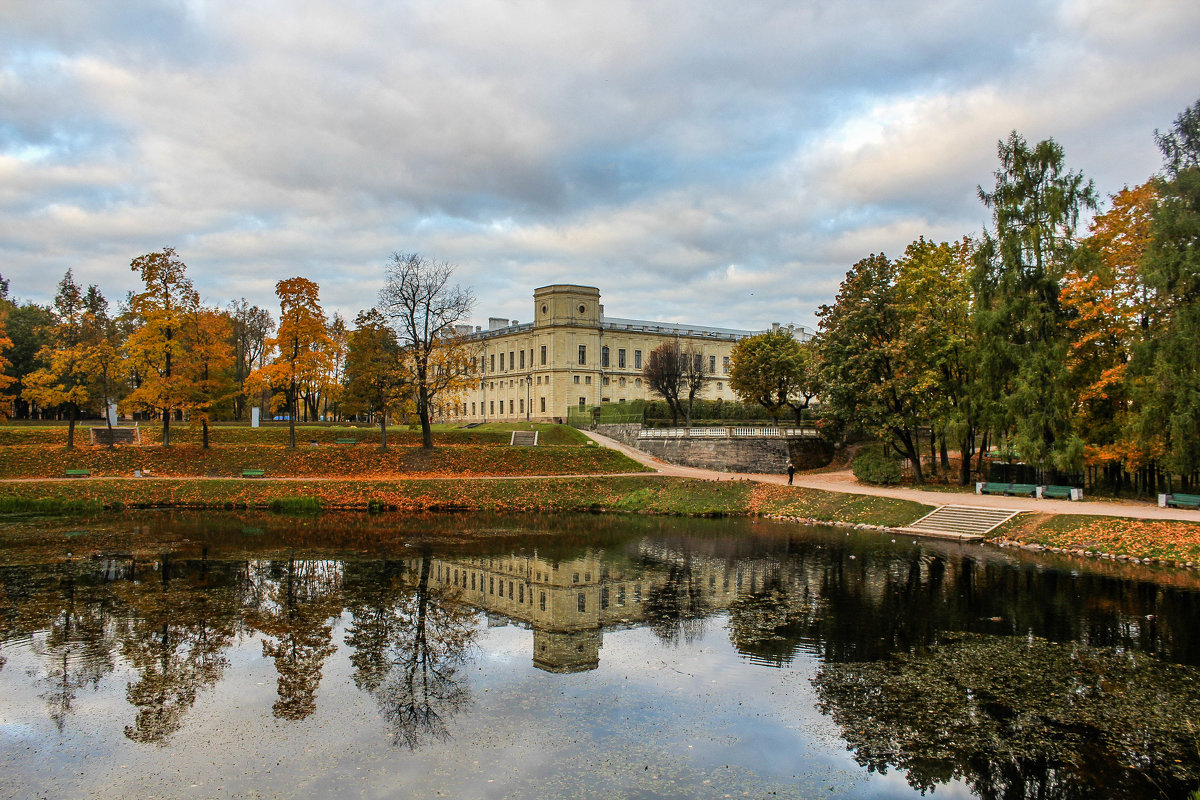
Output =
[
  {"x1": 268, "y1": 496, "x2": 322, "y2": 515},
  {"x1": 852, "y1": 446, "x2": 902, "y2": 485}
]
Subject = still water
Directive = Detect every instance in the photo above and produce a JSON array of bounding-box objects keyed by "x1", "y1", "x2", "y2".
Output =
[{"x1": 1, "y1": 511, "x2": 1199, "y2": 799}]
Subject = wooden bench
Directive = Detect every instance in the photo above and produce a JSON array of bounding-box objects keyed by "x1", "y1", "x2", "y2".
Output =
[
  {"x1": 979, "y1": 482, "x2": 1010, "y2": 495},
  {"x1": 1165, "y1": 493, "x2": 1200, "y2": 509},
  {"x1": 242, "y1": 469, "x2": 266, "y2": 478},
  {"x1": 335, "y1": 438, "x2": 357, "y2": 444},
  {"x1": 1007, "y1": 483, "x2": 1038, "y2": 497},
  {"x1": 1041, "y1": 485, "x2": 1079, "y2": 500},
  {"x1": 65, "y1": 469, "x2": 91, "y2": 478}
]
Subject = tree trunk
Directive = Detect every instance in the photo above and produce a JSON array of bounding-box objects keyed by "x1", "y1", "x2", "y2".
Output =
[
  {"x1": 288, "y1": 386, "x2": 297, "y2": 449},
  {"x1": 162, "y1": 406, "x2": 171, "y2": 447},
  {"x1": 104, "y1": 393, "x2": 115, "y2": 449},
  {"x1": 66, "y1": 403, "x2": 77, "y2": 450},
  {"x1": 202, "y1": 419, "x2": 210, "y2": 449}
]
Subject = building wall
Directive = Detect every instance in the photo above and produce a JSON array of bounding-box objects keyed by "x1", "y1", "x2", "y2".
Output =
[{"x1": 448, "y1": 284, "x2": 775, "y2": 423}]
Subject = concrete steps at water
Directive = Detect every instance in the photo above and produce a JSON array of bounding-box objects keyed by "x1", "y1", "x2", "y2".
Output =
[{"x1": 896, "y1": 505, "x2": 1023, "y2": 541}]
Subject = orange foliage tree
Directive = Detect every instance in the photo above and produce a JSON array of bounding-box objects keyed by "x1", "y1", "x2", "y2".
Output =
[
  {"x1": 246, "y1": 277, "x2": 332, "y2": 448},
  {"x1": 183, "y1": 306, "x2": 235, "y2": 448},
  {"x1": 125, "y1": 248, "x2": 199, "y2": 446},
  {"x1": 1062, "y1": 182, "x2": 1160, "y2": 478},
  {"x1": 0, "y1": 275, "x2": 17, "y2": 418}
]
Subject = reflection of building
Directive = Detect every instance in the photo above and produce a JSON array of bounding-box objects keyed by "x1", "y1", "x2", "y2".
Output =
[
  {"x1": 449, "y1": 284, "x2": 809, "y2": 421},
  {"x1": 403, "y1": 546, "x2": 772, "y2": 672}
]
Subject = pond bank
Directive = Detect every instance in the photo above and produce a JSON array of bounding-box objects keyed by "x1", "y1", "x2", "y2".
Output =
[{"x1": 2, "y1": 474, "x2": 1199, "y2": 567}]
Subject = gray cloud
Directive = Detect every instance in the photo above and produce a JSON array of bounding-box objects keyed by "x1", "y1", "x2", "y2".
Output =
[{"x1": 1, "y1": 0, "x2": 1196, "y2": 331}]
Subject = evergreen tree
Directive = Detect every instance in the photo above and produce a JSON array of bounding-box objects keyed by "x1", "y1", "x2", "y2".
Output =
[{"x1": 973, "y1": 132, "x2": 1096, "y2": 473}]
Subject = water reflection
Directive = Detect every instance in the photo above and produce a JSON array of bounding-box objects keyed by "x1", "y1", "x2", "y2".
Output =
[{"x1": 2, "y1": 513, "x2": 1199, "y2": 798}]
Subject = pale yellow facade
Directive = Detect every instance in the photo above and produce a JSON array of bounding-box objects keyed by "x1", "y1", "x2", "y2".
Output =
[{"x1": 447, "y1": 284, "x2": 787, "y2": 423}]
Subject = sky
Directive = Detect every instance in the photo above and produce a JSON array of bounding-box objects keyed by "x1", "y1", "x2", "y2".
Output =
[{"x1": 2, "y1": 0, "x2": 1198, "y2": 333}]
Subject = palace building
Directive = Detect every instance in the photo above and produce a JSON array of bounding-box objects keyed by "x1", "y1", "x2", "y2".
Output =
[{"x1": 450, "y1": 284, "x2": 808, "y2": 423}]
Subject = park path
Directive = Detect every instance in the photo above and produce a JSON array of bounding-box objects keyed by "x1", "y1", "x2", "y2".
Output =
[{"x1": 582, "y1": 430, "x2": 1200, "y2": 523}]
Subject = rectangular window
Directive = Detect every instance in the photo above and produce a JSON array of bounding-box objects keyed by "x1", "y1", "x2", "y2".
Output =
[
  {"x1": 619, "y1": 377, "x2": 626, "y2": 387},
  {"x1": 518, "y1": 584, "x2": 524, "y2": 603},
  {"x1": 723, "y1": 356, "x2": 730, "y2": 374},
  {"x1": 490, "y1": 576, "x2": 494, "y2": 594},
  {"x1": 603, "y1": 377, "x2": 609, "y2": 385},
  {"x1": 618, "y1": 349, "x2": 626, "y2": 368},
  {"x1": 601, "y1": 346, "x2": 609, "y2": 368},
  {"x1": 600, "y1": 587, "x2": 609, "y2": 610},
  {"x1": 540, "y1": 397, "x2": 546, "y2": 412},
  {"x1": 540, "y1": 345, "x2": 547, "y2": 365},
  {"x1": 710, "y1": 355, "x2": 716, "y2": 373},
  {"x1": 471, "y1": 402, "x2": 475, "y2": 415},
  {"x1": 489, "y1": 400, "x2": 494, "y2": 414},
  {"x1": 520, "y1": 350, "x2": 525, "y2": 369},
  {"x1": 579, "y1": 397, "x2": 586, "y2": 407},
  {"x1": 577, "y1": 593, "x2": 586, "y2": 613},
  {"x1": 574, "y1": 375, "x2": 580, "y2": 384},
  {"x1": 508, "y1": 581, "x2": 514, "y2": 598},
  {"x1": 617, "y1": 586, "x2": 625, "y2": 606},
  {"x1": 500, "y1": 352, "x2": 505, "y2": 371},
  {"x1": 578, "y1": 345, "x2": 586, "y2": 365},
  {"x1": 585, "y1": 376, "x2": 591, "y2": 384},
  {"x1": 509, "y1": 351, "x2": 514, "y2": 370},
  {"x1": 634, "y1": 350, "x2": 642, "y2": 369},
  {"x1": 490, "y1": 354, "x2": 495, "y2": 372},
  {"x1": 472, "y1": 356, "x2": 477, "y2": 372},
  {"x1": 573, "y1": 572, "x2": 579, "y2": 583},
  {"x1": 499, "y1": 401, "x2": 504, "y2": 414},
  {"x1": 540, "y1": 592, "x2": 546, "y2": 611},
  {"x1": 519, "y1": 399, "x2": 524, "y2": 413}
]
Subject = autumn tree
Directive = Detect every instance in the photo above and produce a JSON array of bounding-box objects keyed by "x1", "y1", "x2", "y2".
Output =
[
  {"x1": 125, "y1": 248, "x2": 200, "y2": 446},
  {"x1": 2, "y1": 299, "x2": 54, "y2": 419},
  {"x1": 0, "y1": 275, "x2": 16, "y2": 418},
  {"x1": 893, "y1": 237, "x2": 979, "y2": 483},
  {"x1": 818, "y1": 253, "x2": 931, "y2": 483},
  {"x1": 1062, "y1": 182, "x2": 1160, "y2": 490},
  {"x1": 246, "y1": 278, "x2": 332, "y2": 448},
  {"x1": 22, "y1": 271, "x2": 99, "y2": 448},
  {"x1": 972, "y1": 132, "x2": 1096, "y2": 475},
  {"x1": 183, "y1": 306, "x2": 235, "y2": 448},
  {"x1": 643, "y1": 341, "x2": 686, "y2": 425},
  {"x1": 343, "y1": 308, "x2": 407, "y2": 450},
  {"x1": 728, "y1": 328, "x2": 817, "y2": 426},
  {"x1": 378, "y1": 253, "x2": 475, "y2": 449},
  {"x1": 322, "y1": 313, "x2": 349, "y2": 421},
  {"x1": 1130, "y1": 99, "x2": 1200, "y2": 484}
]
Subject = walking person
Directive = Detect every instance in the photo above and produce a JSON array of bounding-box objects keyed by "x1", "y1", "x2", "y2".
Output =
[{"x1": 787, "y1": 461, "x2": 795, "y2": 485}]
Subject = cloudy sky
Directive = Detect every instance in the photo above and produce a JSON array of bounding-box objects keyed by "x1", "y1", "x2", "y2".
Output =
[{"x1": 2, "y1": 0, "x2": 1197, "y2": 331}]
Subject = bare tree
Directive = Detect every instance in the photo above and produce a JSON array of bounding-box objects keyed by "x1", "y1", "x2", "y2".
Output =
[
  {"x1": 681, "y1": 347, "x2": 706, "y2": 427},
  {"x1": 378, "y1": 253, "x2": 475, "y2": 449},
  {"x1": 644, "y1": 341, "x2": 685, "y2": 426}
]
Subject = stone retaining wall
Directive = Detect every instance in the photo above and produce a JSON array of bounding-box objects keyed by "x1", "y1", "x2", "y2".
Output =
[{"x1": 592, "y1": 423, "x2": 832, "y2": 474}]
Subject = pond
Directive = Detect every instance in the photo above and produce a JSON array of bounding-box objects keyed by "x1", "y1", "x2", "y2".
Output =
[{"x1": 2, "y1": 511, "x2": 1199, "y2": 799}]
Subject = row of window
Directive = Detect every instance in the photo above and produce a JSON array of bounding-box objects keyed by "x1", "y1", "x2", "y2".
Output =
[{"x1": 473, "y1": 344, "x2": 732, "y2": 376}]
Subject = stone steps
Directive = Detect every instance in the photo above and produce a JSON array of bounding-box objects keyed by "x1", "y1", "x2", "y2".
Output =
[{"x1": 897, "y1": 505, "x2": 1023, "y2": 540}]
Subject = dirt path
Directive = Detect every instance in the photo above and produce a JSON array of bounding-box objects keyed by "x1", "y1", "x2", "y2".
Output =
[{"x1": 583, "y1": 430, "x2": 1200, "y2": 523}]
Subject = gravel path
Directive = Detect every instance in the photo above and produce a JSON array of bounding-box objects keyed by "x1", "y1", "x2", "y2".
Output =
[{"x1": 583, "y1": 430, "x2": 1200, "y2": 522}]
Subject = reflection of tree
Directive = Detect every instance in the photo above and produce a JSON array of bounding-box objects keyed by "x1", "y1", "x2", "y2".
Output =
[
  {"x1": 344, "y1": 551, "x2": 476, "y2": 749},
  {"x1": 249, "y1": 556, "x2": 343, "y2": 720},
  {"x1": 726, "y1": 574, "x2": 813, "y2": 666},
  {"x1": 643, "y1": 558, "x2": 708, "y2": 646},
  {"x1": 813, "y1": 633, "x2": 1200, "y2": 799},
  {"x1": 28, "y1": 566, "x2": 119, "y2": 731},
  {"x1": 119, "y1": 553, "x2": 240, "y2": 743}
]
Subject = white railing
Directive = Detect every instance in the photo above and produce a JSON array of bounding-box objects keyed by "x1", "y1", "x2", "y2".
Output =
[{"x1": 639, "y1": 426, "x2": 820, "y2": 439}]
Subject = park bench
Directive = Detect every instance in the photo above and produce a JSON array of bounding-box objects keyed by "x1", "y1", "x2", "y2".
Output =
[
  {"x1": 1007, "y1": 483, "x2": 1038, "y2": 497},
  {"x1": 65, "y1": 469, "x2": 91, "y2": 478},
  {"x1": 242, "y1": 469, "x2": 266, "y2": 478},
  {"x1": 1164, "y1": 493, "x2": 1200, "y2": 509},
  {"x1": 335, "y1": 438, "x2": 357, "y2": 444},
  {"x1": 978, "y1": 482, "x2": 1010, "y2": 495},
  {"x1": 1041, "y1": 485, "x2": 1081, "y2": 500}
]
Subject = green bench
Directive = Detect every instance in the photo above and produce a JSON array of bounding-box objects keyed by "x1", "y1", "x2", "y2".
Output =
[
  {"x1": 979, "y1": 482, "x2": 1010, "y2": 495},
  {"x1": 242, "y1": 469, "x2": 266, "y2": 478},
  {"x1": 1165, "y1": 493, "x2": 1200, "y2": 509},
  {"x1": 335, "y1": 438, "x2": 357, "y2": 444},
  {"x1": 65, "y1": 469, "x2": 91, "y2": 478},
  {"x1": 1041, "y1": 485, "x2": 1079, "y2": 500},
  {"x1": 1007, "y1": 483, "x2": 1038, "y2": 497}
]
